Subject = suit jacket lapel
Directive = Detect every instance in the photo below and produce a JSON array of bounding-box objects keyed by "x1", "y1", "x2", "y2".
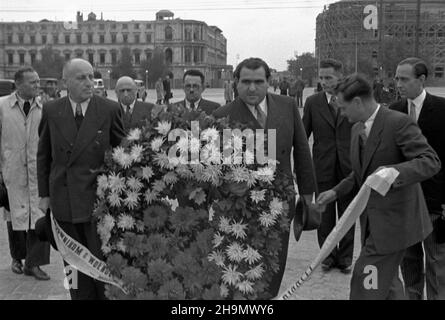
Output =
[
  {"x1": 360, "y1": 107, "x2": 385, "y2": 180},
  {"x1": 317, "y1": 94, "x2": 335, "y2": 128},
  {"x1": 54, "y1": 97, "x2": 77, "y2": 147},
  {"x1": 230, "y1": 98, "x2": 262, "y2": 129},
  {"x1": 131, "y1": 101, "x2": 143, "y2": 126},
  {"x1": 68, "y1": 96, "x2": 106, "y2": 165},
  {"x1": 265, "y1": 94, "x2": 284, "y2": 130},
  {"x1": 351, "y1": 125, "x2": 362, "y2": 181},
  {"x1": 418, "y1": 93, "x2": 434, "y2": 128}
]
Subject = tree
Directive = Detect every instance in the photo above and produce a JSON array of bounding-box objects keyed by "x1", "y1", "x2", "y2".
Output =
[
  {"x1": 32, "y1": 45, "x2": 64, "y2": 79},
  {"x1": 111, "y1": 47, "x2": 136, "y2": 79},
  {"x1": 287, "y1": 52, "x2": 317, "y2": 86},
  {"x1": 139, "y1": 47, "x2": 169, "y2": 87}
]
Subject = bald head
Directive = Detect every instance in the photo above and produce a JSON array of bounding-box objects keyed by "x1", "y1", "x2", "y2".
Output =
[
  {"x1": 63, "y1": 58, "x2": 94, "y2": 103},
  {"x1": 115, "y1": 76, "x2": 137, "y2": 105}
]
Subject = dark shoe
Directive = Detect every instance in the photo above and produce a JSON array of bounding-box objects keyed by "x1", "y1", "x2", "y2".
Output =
[
  {"x1": 338, "y1": 264, "x2": 352, "y2": 274},
  {"x1": 23, "y1": 266, "x2": 50, "y2": 281},
  {"x1": 11, "y1": 259, "x2": 23, "y2": 274},
  {"x1": 321, "y1": 259, "x2": 336, "y2": 272}
]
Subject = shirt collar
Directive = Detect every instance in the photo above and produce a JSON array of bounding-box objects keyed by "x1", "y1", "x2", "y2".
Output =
[
  {"x1": 69, "y1": 95, "x2": 90, "y2": 115},
  {"x1": 246, "y1": 97, "x2": 268, "y2": 116},
  {"x1": 121, "y1": 100, "x2": 136, "y2": 111},
  {"x1": 14, "y1": 92, "x2": 39, "y2": 109},
  {"x1": 408, "y1": 89, "x2": 426, "y2": 108},
  {"x1": 185, "y1": 98, "x2": 201, "y2": 109},
  {"x1": 364, "y1": 104, "x2": 380, "y2": 127}
]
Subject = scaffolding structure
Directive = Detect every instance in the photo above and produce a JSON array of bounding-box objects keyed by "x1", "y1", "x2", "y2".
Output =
[{"x1": 316, "y1": 0, "x2": 445, "y2": 84}]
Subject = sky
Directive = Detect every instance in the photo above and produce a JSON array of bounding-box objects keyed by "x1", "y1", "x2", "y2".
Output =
[{"x1": 0, "y1": 0, "x2": 337, "y2": 71}]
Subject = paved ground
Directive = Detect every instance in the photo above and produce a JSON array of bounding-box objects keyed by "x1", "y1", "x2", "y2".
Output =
[{"x1": 1, "y1": 86, "x2": 441, "y2": 300}]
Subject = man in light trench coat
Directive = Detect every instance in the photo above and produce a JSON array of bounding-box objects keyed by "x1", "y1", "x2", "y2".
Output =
[{"x1": 0, "y1": 67, "x2": 50, "y2": 280}]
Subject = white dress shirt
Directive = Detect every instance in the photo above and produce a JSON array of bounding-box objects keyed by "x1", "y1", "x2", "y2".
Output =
[
  {"x1": 69, "y1": 96, "x2": 90, "y2": 116},
  {"x1": 185, "y1": 98, "x2": 201, "y2": 110},
  {"x1": 363, "y1": 104, "x2": 381, "y2": 137},
  {"x1": 121, "y1": 100, "x2": 136, "y2": 114},
  {"x1": 407, "y1": 89, "x2": 426, "y2": 122},
  {"x1": 246, "y1": 97, "x2": 268, "y2": 119}
]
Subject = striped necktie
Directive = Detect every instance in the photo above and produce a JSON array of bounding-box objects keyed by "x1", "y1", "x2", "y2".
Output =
[
  {"x1": 75, "y1": 103, "x2": 83, "y2": 130},
  {"x1": 409, "y1": 101, "x2": 417, "y2": 123},
  {"x1": 255, "y1": 105, "x2": 267, "y2": 128}
]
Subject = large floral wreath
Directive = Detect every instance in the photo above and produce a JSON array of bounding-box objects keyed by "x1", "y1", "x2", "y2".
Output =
[{"x1": 92, "y1": 106, "x2": 296, "y2": 300}]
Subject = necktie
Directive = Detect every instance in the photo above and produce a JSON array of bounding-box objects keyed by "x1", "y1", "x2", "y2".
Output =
[
  {"x1": 23, "y1": 101, "x2": 31, "y2": 116},
  {"x1": 255, "y1": 105, "x2": 267, "y2": 128},
  {"x1": 358, "y1": 122, "x2": 367, "y2": 165},
  {"x1": 329, "y1": 95, "x2": 338, "y2": 118},
  {"x1": 126, "y1": 104, "x2": 132, "y2": 115},
  {"x1": 190, "y1": 101, "x2": 196, "y2": 110},
  {"x1": 409, "y1": 101, "x2": 417, "y2": 122},
  {"x1": 75, "y1": 103, "x2": 83, "y2": 130}
]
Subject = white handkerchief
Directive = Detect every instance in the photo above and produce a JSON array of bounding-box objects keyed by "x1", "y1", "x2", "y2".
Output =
[{"x1": 365, "y1": 167, "x2": 400, "y2": 196}]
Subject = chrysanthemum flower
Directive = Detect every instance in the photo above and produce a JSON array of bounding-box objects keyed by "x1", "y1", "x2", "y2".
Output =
[
  {"x1": 155, "y1": 121, "x2": 172, "y2": 136},
  {"x1": 176, "y1": 136, "x2": 189, "y2": 154},
  {"x1": 212, "y1": 232, "x2": 224, "y2": 248},
  {"x1": 97, "y1": 174, "x2": 109, "y2": 192},
  {"x1": 201, "y1": 127, "x2": 219, "y2": 142},
  {"x1": 254, "y1": 166, "x2": 275, "y2": 184},
  {"x1": 97, "y1": 220, "x2": 111, "y2": 243},
  {"x1": 201, "y1": 165, "x2": 222, "y2": 186},
  {"x1": 130, "y1": 144, "x2": 144, "y2": 163},
  {"x1": 117, "y1": 214, "x2": 136, "y2": 230},
  {"x1": 141, "y1": 166, "x2": 154, "y2": 181},
  {"x1": 250, "y1": 189, "x2": 266, "y2": 203},
  {"x1": 244, "y1": 245, "x2": 262, "y2": 265},
  {"x1": 245, "y1": 264, "x2": 265, "y2": 281},
  {"x1": 150, "y1": 137, "x2": 165, "y2": 152},
  {"x1": 144, "y1": 189, "x2": 158, "y2": 205},
  {"x1": 208, "y1": 250, "x2": 225, "y2": 267},
  {"x1": 101, "y1": 244, "x2": 112, "y2": 255},
  {"x1": 270, "y1": 197, "x2": 284, "y2": 217},
  {"x1": 124, "y1": 191, "x2": 140, "y2": 210},
  {"x1": 220, "y1": 284, "x2": 229, "y2": 298},
  {"x1": 244, "y1": 149, "x2": 255, "y2": 165},
  {"x1": 163, "y1": 172, "x2": 178, "y2": 185},
  {"x1": 126, "y1": 177, "x2": 143, "y2": 192},
  {"x1": 219, "y1": 216, "x2": 232, "y2": 234},
  {"x1": 108, "y1": 192, "x2": 123, "y2": 207},
  {"x1": 190, "y1": 137, "x2": 201, "y2": 154},
  {"x1": 230, "y1": 220, "x2": 248, "y2": 240},
  {"x1": 108, "y1": 173, "x2": 126, "y2": 193},
  {"x1": 135, "y1": 220, "x2": 145, "y2": 233},
  {"x1": 175, "y1": 165, "x2": 194, "y2": 179},
  {"x1": 222, "y1": 264, "x2": 242, "y2": 286},
  {"x1": 153, "y1": 152, "x2": 171, "y2": 169},
  {"x1": 115, "y1": 239, "x2": 127, "y2": 253},
  {"x1": 230, "y1": 166, "x2": 251, "y2": 183},
  {"x1": 102, "y1": 214, "x2": 116, "y2": 231},
  {"x1": 226, "y1": 242, "x2": 245, "y2": 263},
  {"x1": 152, "y1": 180, "x2": 166, "y2": 193},
  {"x1": 112, "y1": 147, "x2": 133, "y2": 169},
  {"x1": 127, "y1": 128, "x2": 141, "y2": 141},
  {"x1": 259, "y1": 212, "x2": 277, "y2": 228},
  {"x1": 236, "y1": 280, "x2": 254, "y2": 294},
  {"x1": 201, "y1": 144, "x2": 221, "y2": 165}
]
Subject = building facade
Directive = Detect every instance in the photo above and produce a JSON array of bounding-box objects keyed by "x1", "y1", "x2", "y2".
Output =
[
  {"x1": 0, "y1": 10, "x2": 232, "y2": 88},
  {"x1": 316, "y1": 0, "x2": 445, "y2": 85}
]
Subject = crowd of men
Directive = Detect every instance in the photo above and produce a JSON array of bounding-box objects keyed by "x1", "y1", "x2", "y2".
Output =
[{"x1": 0, "y1": 55, "x2": 444, "y2": 300}]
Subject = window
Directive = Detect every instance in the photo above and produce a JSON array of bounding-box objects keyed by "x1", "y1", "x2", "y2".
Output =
[
  {"x1": 434, "y1": 66, "x2": 444, "y2": 78},
  {"x1": 146, "y1": 23, "x2": 151, "y2": 29},
  {"x1": 111, "y1": 24, "x2": 116, "y2": 30},
  {"x1": 146, "y1": 51, "x2": 152, "y2": 60},
  {"x1": 99, "y1": 24, "x2": 105, "y2": 30},
  {"x1": 30, "y1": 53, "x2": 36, "y2": 64},
  {"x1": 42, "y1": 35, "x2": 47, "y2": 44},
  {"x1": 7, "y1": 35, "x2": 12, "y2": 44},
  {"x1": 41, "y1": 24, "x2": 46, "y2": 31},
  {"x1": 122, "y1": 23, "x2": 128, "y2": 30},
  {"x1": 134, "y1": 23, "x2": 139, "y2": 30},
  {"x1": 19, "y1": 53, "x2": 25, "y2": 65},
  {"x1": 185, "y1": 47, "x2": 191, "y2": 63},
  {"x1": 165, "y1": 48, "x2": 172, "y2": 64},
  {"x1": 76, "y1": 51, "x2": 82, "y2": 58},
  {"x1": 111, "y1": 33, "x2": 117, "y2": 43},
  {"x1": 18, "y1": 34, "x2": 24, "y2": 44},
  {"x1": 193, "y1": 47, "x2": 199, "y2": 63},
  {"x1": 100, "y1": 35, "x2": 105, "y2": 44},
  {"x1": 53, "y1": 34, "x2": 58, "y2": 44},
  {"x1": 88, "y1": 53, "x2": 94, "y2": 64},
  {"x1": 88, "y1": 33, "x2": 93, "y2": 44},
  {"x1": 185, "y1": 27, "x2": 192, "y2": 41},
  {"x1": 123, "y1": 34, "x2": 128, "y2": 43},
  {"x1": 65, "y1": 34, "x2": 70, "y2": 44},
  {"x1": 65, "y1": 53, "x2": 70, "y2": 61},
  {"x1": 8, "y1": 53, "x2": 13, "y2": 65},
  {"x1": 29, "y1": 35, "x2": 35, "y2": 44},
  {"x1": 111, "y1": 52, "x2": 117, "y2": 64},
  {"x1": 134, "y1": 52, "x2": 140, "y2": 64},
  {"x1": 372, "y1": 50, "x2": 378, "y2": 58},
  {"x1": 76, "y1": 34, "x2": 82, "y2": 44},
  {"x1": 193, "y1": 28, "x2": 199, "y2": 40},
  {"x1": 100, "y1": 53, "x2": 105, "y2": 64},
  {"x1": 7, "y1": 25, "x2": 12, "y2": 31},
  {"x1": 165, "y1": 26, "x2": 173, "y2": 40},
  {"x1": 134, "y1": 34, "x2": 140, "y2": 43},
  {"x1": 146, "y1": 34, "x2": 152, "y2": 43}
]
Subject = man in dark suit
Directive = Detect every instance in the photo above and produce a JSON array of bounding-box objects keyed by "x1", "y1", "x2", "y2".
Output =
[
  {"x1": 214, "y1": 57, "x2": 317, "y2": 299},
  {"x1": 390, "y1": 57, "x2": 445, "y2": 300},
  {"x1": 303, "y1": 59, "x2": 355, "y2": 273},
  {"x1": 115, "y1": 76, "x2": 155, "y2": 131},
  {"x1": 169, "y1": 69, "x2": 220, "y2": 115},
  {"x1": 317, "y1": 74, "x2": 440, "y2": 299},
  {"x1": 37, "y1": 58, "x2": 126, "y2": 300}
]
